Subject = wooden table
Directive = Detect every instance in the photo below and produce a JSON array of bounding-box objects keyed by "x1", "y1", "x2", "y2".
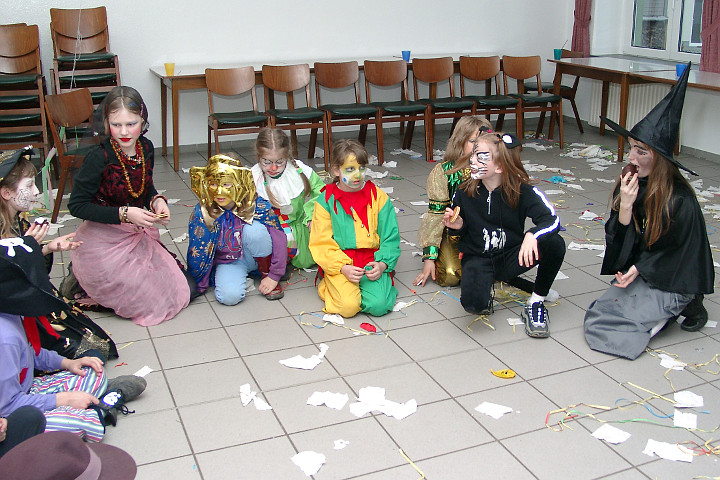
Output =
[
  {"x1": 550, "y1": 57, "x2": 676, "y2": 160},
  {"x1": 150, "y1": 54, "x2": 486, "y2": 170}
]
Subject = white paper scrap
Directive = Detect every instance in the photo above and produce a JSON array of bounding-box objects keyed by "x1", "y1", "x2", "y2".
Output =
[
  {"x1": 166, "y1": 198, "x2": 180, "y2": 205},
  {"x1": 706, "y1": 320, "x2": 717, "y2": 328},
  {"x1": 673, "y1": 391, "x2": 704, "y2": 408},
  {"x1": 597, "y1": 178, "x2": 615, "y2": 183},
  {"x1": 474, "y1": 401, "x2": 513, "y2": 419},
  {"x1": 279, "y1": 344, "x2": 329, "y2": 370},
  {"x1": 507, "y1": 318, "x2": 523, "y2": 326},
  {"x1": 544, "y1": 190, "x2": 565, "y2": 195},
  {"x1": 673, "y1": 409, "x2": 697, "y2": 429},
  {"x1": 410, "y1": 201, "x2": 429, "y2": 206},
  {"x1": 239, "y1": 383, "x2": 257, "y2": 406},
  {"x1": 554, "y1": 271, "x2": 569, "y2": 280},
  {"x1": 181, "y1": 168, "x2": 190, "y2": 173},
  {"x1": 333, "y1": 439, "x2": 350, "y2": 450},
  {"x1": 567, "y1": 241, "x2": 605, "y2": 251},
  {"x1": 56, "y1": 214, "x2": 76, "y2": 223},
  {"x1": 172, "y1": 233, "x2": 188, "y2": 243},
  {"x1": 323, "y1": 314, "x2": 344, "y2": 325},
  {"x1": 365, "y1": 169, "x2": 388, "y2": 179},
  {"x1": 349, "y1": 386, "x2": 417, "y2": 420},
  {"x1": 383, "y1": 161, "x2": 397, "y2": 168},
  {"x1": 252, "y1": 396, "x2": 273, "y2": 410},
  {"x1": 133, "y1": 366, "x2": 153, "y2": 377},
  {"x1": 579, "y1": 210, "x2": 599, "y2": 220},
  {"x1": 564, "y1": 183, "x2": 584, "y2": 190},
  {"x1": 379, "y1": 186, "x2": 394, "y2": 194},
  {"x1": 592, "y1": 424, "x2": 631, "y2": 444},
  {"x1": 642, "y1": 439, "x2": 693, "y2": 463},
  {"x1": 291, "y1": 451, "x2": 326, "y2": 476},
  {"x1": 158, "y1": 228, "x2": 169, "y2": 236},
  {"x1": 393, "y1": 301, "x2": 413, "y2": 312},
  {"x1": 659, "y1": 353, "x2": 686, "y2": 370},
  {"x1": 307, "y1": 391, "x2": 349, "y2": 410}
]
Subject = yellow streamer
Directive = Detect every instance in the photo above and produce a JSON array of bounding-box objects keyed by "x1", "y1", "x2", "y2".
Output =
[{"x1": 399, "y1": 448, "x2": 425, "y2": 480}]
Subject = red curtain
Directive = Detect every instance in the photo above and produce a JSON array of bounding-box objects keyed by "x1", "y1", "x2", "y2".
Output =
[
  {"x1": 571, "y1": 0, "x2": 592, "y2": 57},
  {"x1": 701, "y1": 0, "x2": 720, "y2": 72}
]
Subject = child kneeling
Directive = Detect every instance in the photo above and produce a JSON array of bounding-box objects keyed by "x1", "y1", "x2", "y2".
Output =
[
  {"x1": 309, "y1": 140, "x2": 401, "y2": 318},
  {"x1": 444, "y1": 132, "x2": 565, "y2": 338}
]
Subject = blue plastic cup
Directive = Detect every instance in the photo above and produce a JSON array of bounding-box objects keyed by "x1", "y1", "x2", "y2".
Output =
[
  {"x1": 553, "y1": 49, "x2": 563, "y2": 61},
  {"x1": 676, "y1": 63, "x2": 688, "y2": 78},
  {"x1": 401, "y1": 50, "x2": 411, "y2": 62}
]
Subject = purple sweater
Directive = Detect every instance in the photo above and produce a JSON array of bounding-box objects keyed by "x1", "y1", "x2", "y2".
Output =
[{"x1": 0, "y1": 313, "x2": 64, "y2": 415}]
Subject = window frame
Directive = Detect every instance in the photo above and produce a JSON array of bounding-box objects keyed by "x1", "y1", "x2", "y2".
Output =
[{"x1": 623, "y1": 0, "x2": 701, "y2": 61}]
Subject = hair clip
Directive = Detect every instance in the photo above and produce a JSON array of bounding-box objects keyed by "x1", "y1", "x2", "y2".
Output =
[
  {"x1": 497, "y1": 133, "x2": 521, "y2": 149},
  {"x1": 479, "y1": 126, "x2": 494, "y2": 133}
]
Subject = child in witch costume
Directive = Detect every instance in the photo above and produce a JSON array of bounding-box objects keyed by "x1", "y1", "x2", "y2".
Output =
[
  {"x1": 584, "y1": 63, "x2": 714, "y2": 360},
  {"x1": 0, "y1": 236, "x2": 146, "y2": 442},
  {"x1": 309, "y1": 139, "x2": 401, "y2": 318},
  {"x1": 187, "y1": 154, "x2": 287, "y2": 305},
  {"x1": 251, "y1": 128, "x2": 325, "y2": 270}
]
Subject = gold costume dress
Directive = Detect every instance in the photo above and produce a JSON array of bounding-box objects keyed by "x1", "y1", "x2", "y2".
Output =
[{"x1": 417, "y1": 160, "x2": 469, "y2": 286}]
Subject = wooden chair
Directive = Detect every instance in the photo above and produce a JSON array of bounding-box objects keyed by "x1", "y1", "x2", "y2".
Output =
[
  {"x1": 44, "y1": 88, "x2": 97, "y2": 222},
  {"x1": 314, "y1": 61, "x2": 378, "y2": 169},
  {"x1": 541, "y1": 49, "x2": 585, "y2": 133},
  {"x1": 0, "y1": 24, "x2": 49, "y2": 157},
  {"x1": 206, "y1": 67, "x2": 267, "y2": 158},
  {"x1": 502, "y1": 55, "x2": 563, "y2": 147},
  {"x1": 261, "y1": 64, "x2": 325, "y2": 163},
  {"x1": 459, "y1": 55, "x2": 519, "y2": 132},
  {"x1": 363, "y1": 59, "x2": 427, "y2": 165},
  {"x1": 412, "y1": 56, "x2": 474, "y2": 161},
  {"x1": 49, "y1": 7, "x2": 120, "y2": 104}
]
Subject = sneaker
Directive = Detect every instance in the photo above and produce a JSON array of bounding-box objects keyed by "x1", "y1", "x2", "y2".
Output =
[
  {"x1": 106, "y1": 375, "x2": 147, "y2": 402},
  {"x1": 99, "y1": 376, "x2": 146, "y2": 427},
  {"x1": 522, "y1": 301, "x2": 550, "y2": 338}
]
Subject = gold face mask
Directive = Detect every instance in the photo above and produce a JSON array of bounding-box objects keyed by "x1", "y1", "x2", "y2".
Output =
[{"x1": 190, "y1": 154, "x2": 256, "y2": 223}]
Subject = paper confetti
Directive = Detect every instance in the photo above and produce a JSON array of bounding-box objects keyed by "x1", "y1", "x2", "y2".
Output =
[
  {"x1": 642, "y1": 439, "x2": 693, "y2": 463},
  {"x1": 592, "y1": 424, "x2": 631, "y2": 444},
  {"x1": 474, "y1": 401, "x2": 513, "y2": 419},
  {"x1": 307, "y1": 391, "x2": 349, "y2": 410},
  {"x1": 279, "y1": 343, "x2": 329, "y2": 370},
  {"x1": 291, "y1": 451, "x2": 326, "y2": 476}
]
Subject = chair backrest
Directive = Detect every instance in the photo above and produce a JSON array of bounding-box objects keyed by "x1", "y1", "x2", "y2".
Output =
[
  {"x1": 50, "y1": 7, "x2": 111, "y2": 56},
  {"x1": 459, "y1": 55, "x2": 503, "y2": 96},
  {"x1": 314, "y1": 61, "x2": 362, "y2": 106},
  {"x1": 502, "y1": 55, "x2": 542, "y2": 94},
  {"x1": 364, "y1": 60, "x2": 410, "y2": 101},
  {"x1": 561, "y1": 49, "x2": 585, "y2": 59},
  {"x1": 44, "y1": 88, "x2": 94, "y2": 154},
  {"x1": 205, "y1": 66, "x2": 259, "y2": 112},
  {"x1": 0, "y1": 24, "x2": 41, "y2": 75},
  {"x1": 261, "y1": 64, "x2": 312, "y2": 110},
  {"x1": 411, "y1": 56, "x2": 456, "y2": 97}
]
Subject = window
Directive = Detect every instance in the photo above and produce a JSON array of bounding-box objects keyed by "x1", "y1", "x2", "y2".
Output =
[{"x1": 628, "y1": 0, "x2": 703, "y2": 59}]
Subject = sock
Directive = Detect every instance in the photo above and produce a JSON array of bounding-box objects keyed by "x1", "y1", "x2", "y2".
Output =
[
  {"x1": 545, "y1": 289, "x2": 560, "y2": 303},
  {"x1": 527, "y1": 293, "x2": 545, "y2": 305}
]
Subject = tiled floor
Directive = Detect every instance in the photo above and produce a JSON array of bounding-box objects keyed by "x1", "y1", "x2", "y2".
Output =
[{"x1": 49, "y1": 120, "x2": 720, "y2": 479}]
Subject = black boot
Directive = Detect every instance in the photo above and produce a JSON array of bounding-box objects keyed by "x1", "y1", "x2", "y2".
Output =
[
  {"x1": 254, "y1": 255, "x2": 284, "y2": 300},
  {"x1": 679, "y1": 294, "x2": 708, "y2": 332}
]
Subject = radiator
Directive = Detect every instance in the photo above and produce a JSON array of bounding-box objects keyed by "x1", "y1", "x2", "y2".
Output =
[{"x1": 587, "y1": 81, "x2": 670, "y2": 128}]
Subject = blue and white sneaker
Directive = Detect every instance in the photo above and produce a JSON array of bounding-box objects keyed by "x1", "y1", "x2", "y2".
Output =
[{"x1": 522, "y1": 301, "x2": 550, "y2": 338}]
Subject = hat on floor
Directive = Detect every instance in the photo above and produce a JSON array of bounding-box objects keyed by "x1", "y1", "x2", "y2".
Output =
[
  {"x1": 0, "y1": 235, "x2": 67, "y2": 316},
  {"x1": 0, "y1": 146, "x2": 34, "y2": 183},
  {"x1": 0, "y1": 431, "x2": 137, "y2": 480},
  {"x1": 601, "y1": 62, "x2": 695, "y2": 175}
]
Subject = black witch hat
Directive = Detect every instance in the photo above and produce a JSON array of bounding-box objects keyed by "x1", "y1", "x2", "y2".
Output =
[
  {"x1": 0, "y1": 236, "x2": 68, "y2": 316},
  {"x1": 0, "y1": 146, "x2": 34, "y2": 183},
  {"x1": 601, "y1": 62, "x2": 695, "y2": 175}
]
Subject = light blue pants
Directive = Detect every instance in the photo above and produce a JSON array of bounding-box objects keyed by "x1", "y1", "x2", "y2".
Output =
[{"x1": 214, "y1": 221, "x2": 272, "y2": 305}]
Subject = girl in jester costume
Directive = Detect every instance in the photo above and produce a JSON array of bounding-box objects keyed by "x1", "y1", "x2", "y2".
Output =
[{"x1": 309, "y1": 139, "x2": 401, "y2": 318}]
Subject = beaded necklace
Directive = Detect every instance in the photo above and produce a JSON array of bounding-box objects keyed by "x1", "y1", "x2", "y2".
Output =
[{"x1": 110, "y1": 138, "x2": 146, "y2": 199}]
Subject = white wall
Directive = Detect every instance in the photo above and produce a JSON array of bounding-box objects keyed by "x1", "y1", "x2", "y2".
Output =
[{"x1": 2, "y1": 0, "x2": 575, "y2": 148}]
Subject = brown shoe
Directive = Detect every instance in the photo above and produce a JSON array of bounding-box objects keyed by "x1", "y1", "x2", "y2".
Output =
[{"x1": 254, "y1": 255, "x2": 284, "y2": 301}]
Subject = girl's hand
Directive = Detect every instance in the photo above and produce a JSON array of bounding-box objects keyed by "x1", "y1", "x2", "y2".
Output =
[
  {"x1": 151, "y1": 197, "x2": 171, "y2": 226},
  {"x1": 43, "y1": 232, "x2": 83, "y2": 255},
  {"x1": 518, "y1": 232, "x2": 539, "y2": 267},
  {"x1": 258, "y1": 276, "x2": 279, "y2": 295},
  {"x1": 341, "y1": 264, "x2": 365, "y2": 284},
  {"x1": 0, "y1": 418, "x2": 7, "y2": 443},
  {"x1": 614, "y1": 265, "x2": 639, "y2": 288},
  {"x1": 618, "y1": 171, "x2": 639, "y2": 225},
  {"x1": 442, "y1": 207, "x2": 463, "y2": 230},
  {"x1": 126, "y1": 207, "x2": 161, "y2": 228},
  {"x1": 414, "y1": 259, "x2": 436, "y2": 287},
  {"x1": 61, "y1": 356, "x2": 104, "y2": 376},
  {"x1": 364, "y1": 261, "x2": 386, "y2": 281},
  {"x1": 56, "y1": 391, "x2": 99, "y2": 409},
  {"x1": 24, "y1": 221, "x2": 49, "y2": 244}
]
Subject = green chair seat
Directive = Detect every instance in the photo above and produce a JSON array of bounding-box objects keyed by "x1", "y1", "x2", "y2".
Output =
[
  {"x1": 65, "y1": 144, "x2": 97, "y2": 157},
  {"x1": 59, "y1": 73, "x2": 116, "y2": 85},
  {"x1": 418, "y1": 97, "x2": 475, "y2": 110},
  {"x1": 267, "y1": 107, "x2": 324, "y2": 122},
  {"x1": 464, "y1": 95, "x2": 519, "y2": 107},
  {"x1": 0, "y1": 131, "x2": 42, "y2": 141},
  {"x1": 0, "y1": 114, "x2": 41, "y2": 125},
  {"x1": 510, "y1": 92, "x2": 563, "y2": 104},
  {"x1": 56, "y1": 52, "x2": 116, "y2": 63},
  {"x1": 320, "y1": 103, "x2": 378, "y2": 117},
  {"x1": 0, "y1": 95, "x2": 40, "y2": 107},
  {"x1": 0, "y1": 74, "x2": 40, "y2": 86},
  {"x1": 540, "y1": 82, "x2": 573, "y2": 94},
  {"x1": 212, "y1": 111, "x2": 267, "y2": 126},
  {"x1": 371, "y1": 100, "x2": 426, "y2": 114}
]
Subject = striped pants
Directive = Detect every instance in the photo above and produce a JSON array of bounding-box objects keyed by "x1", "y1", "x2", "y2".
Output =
[{"x1": 30, "y1": 367, "x2": 107, "y2": 442}]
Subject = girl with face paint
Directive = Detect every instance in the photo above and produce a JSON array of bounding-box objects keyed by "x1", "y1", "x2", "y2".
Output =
[
  {"x1": 251, "y1": 128, "x2": 325, "y2": 271},
  {"x1": 0, "y1": 150, "x2": 81, "y2": 259},
  {"x1": 443, "y1": 132, "x2": 566, "y2": 339},
  {"x1": 308, "y1": 139, "x2": 401, "y2": 318}
]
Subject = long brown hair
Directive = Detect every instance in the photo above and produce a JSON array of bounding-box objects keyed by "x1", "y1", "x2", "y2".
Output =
[
  {"x1": 611, "y1": 149, "x2": 688, "y2": 248},
  {"x1": 330, "y1": 139, "x2": 369, "y2": 183},
  {"x1": 450, "y1": 132, "x2": 530, "y2": 208},
  {"x1": 0, "y1": 158, "x2": 37, "y2": 238},
  {"x1": 254, "y1": 127, "x2": 312, "y2": 208},
  {"x1": 97, "y1": 86, "x2": 149, "y2": 136},
  {"x1": 443, "y1": 115, "x2": 492, "y2": 165}
]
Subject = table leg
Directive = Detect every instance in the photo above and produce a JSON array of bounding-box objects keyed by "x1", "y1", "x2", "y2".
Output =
[
  {"x1": 160, "y1": 78, "x2": 167, "y2": 156},
  {"x1": 172, "y1": 82, "x2": 180, "y2": 171},
  {"x1": 617, "y1": 75, "x2": 629, "y2": 161},
  {"x1": 599, "y1": 80, "x2": 609, "y2": 135}
]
